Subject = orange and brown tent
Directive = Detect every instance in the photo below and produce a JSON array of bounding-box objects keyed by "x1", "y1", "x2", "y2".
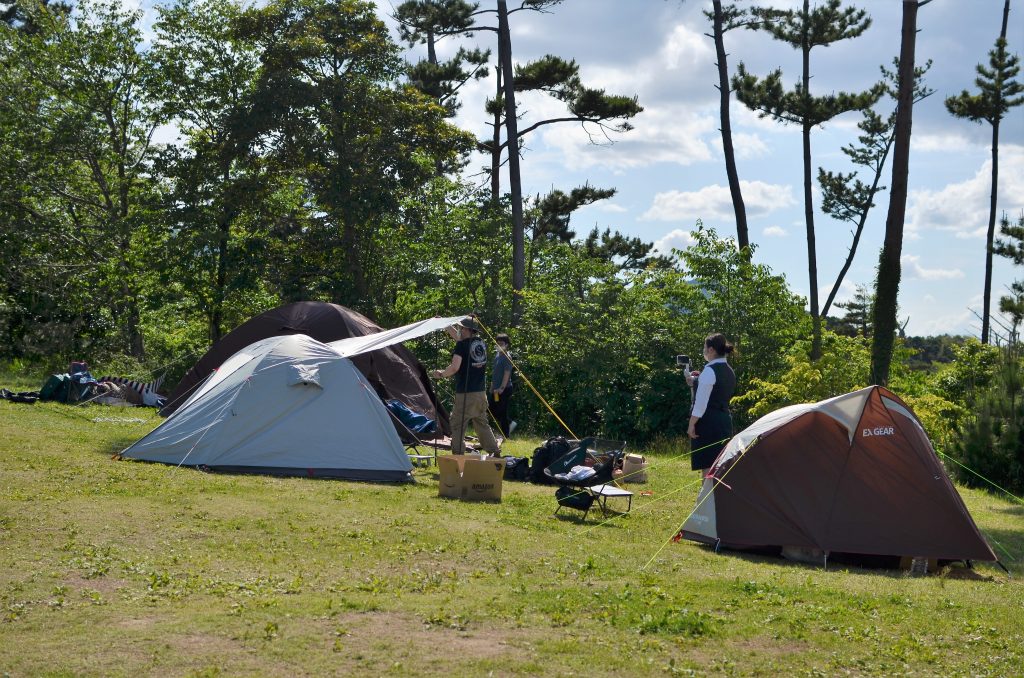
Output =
[{"x1": 682, "y1": 386, "x2": 996, "y2": 566}]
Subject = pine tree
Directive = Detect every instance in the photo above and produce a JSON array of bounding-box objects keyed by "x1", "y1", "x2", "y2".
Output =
[
  {"x1": 733, "y1": 0, "x2": 884, "y2": 360},
  {"x1": 833, "y1": 284, "x2": 874, "y2": 337},
  {"x1": 704, "y1": 1, "x2": 752, "y2": 251},
  {"x1": 819, "y1": 58, "x2": 933, "y2": 319},
  {"x1": 994, "y1": 213, "x2": 1024, "y2": 340},
  {"x1": 945, "y1": 0, "x2": 1024, "y2": 344},
  {"x1": 394, "y1": 0, "x2": 490, "y2": 119}
]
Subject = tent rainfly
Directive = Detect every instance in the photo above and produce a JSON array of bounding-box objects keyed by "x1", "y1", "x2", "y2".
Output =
[
  {"x1": 682, "y1": 385, "x2": 997, "y2": 566},
  {"x1": 123, "y1": 334, "x2": 414, "y2": 481}
]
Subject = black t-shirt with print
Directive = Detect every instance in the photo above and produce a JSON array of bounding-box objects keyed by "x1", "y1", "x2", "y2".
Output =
[{"x1": 453, "y1": 336, "x2": 487, "y2": 393}]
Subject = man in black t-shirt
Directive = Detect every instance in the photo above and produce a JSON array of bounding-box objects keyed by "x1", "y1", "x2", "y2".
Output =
[{"x1": 431, "y1": 318, "x2": 499, "y2": 455}]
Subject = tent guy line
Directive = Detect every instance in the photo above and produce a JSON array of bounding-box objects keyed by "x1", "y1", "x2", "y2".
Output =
[
  {"x1": 643, "y1": 439, "x2": 756, "y2": 571},
  {"x1": 938, "y1": 451, "x2": 1024, "y2": 506}
]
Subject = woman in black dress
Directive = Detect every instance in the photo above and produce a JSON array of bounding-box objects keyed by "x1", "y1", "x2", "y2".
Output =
[{"x1": 686, "y1": 333, "x2": 736, "y2": 473}]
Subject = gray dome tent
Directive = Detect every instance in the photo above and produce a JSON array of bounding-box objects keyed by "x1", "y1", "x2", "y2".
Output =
[
  {"x1": 162, "y1": 302, "x2": 448, "y2": 440},
  {"x1": 124, "y1": 334, "x2": 413, "y2": 481}
]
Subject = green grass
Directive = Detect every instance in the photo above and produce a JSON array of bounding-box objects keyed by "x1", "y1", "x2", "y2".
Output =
[{"x1": 1, "y1": 394, "x2": 1022, "y2": 677}]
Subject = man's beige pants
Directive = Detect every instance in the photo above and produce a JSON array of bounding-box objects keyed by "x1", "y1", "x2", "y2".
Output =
[{"x1": 450, "y1": 391, "x2": 499, "y2": 455}]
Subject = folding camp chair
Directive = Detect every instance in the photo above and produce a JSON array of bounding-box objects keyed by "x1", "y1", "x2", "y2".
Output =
[{"x1": 545, "y1": 438, "x2": 628, "y2": 520}]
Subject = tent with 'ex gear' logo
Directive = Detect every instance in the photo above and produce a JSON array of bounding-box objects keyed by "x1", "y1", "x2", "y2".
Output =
[{"x1": 682, "y1": 385, "x2": 997, "y2": 567}]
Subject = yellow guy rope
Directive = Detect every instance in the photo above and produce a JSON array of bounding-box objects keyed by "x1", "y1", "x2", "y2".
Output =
[{"x1": 476, "y1": 317, "x2": 578, "y2": 440}]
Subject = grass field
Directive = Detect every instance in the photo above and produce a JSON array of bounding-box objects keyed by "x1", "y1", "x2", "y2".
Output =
[{"x1": 1, "y1": 383, "x2": 1023, "y2": 676}]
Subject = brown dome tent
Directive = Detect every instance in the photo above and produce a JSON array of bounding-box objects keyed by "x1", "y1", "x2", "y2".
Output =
[
  {"x1": 682, "y1": 386, "x2": 997, "y2": 567},
  {"x1": 162, "y1": 302, "x2": 449, "y2": 437}
]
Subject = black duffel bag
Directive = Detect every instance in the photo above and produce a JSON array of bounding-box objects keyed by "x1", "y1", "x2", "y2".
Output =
[{"x1": 503, "y1": 456, "x2": 530, "y2": 481}]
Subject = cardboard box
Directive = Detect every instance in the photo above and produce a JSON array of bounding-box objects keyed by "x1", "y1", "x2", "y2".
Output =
[{"x1": 437, "y1": 454, "x2": 504, "y2": 501}]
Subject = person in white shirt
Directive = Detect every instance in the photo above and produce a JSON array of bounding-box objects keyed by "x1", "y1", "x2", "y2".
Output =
[{"x1": 685, "y1": 333, "x2": 737, "y2": 472}]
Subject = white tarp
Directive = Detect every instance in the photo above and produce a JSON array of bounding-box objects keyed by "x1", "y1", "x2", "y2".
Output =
[{"x1": 329, "y1": 315, "x2": 470, "y2": 357}]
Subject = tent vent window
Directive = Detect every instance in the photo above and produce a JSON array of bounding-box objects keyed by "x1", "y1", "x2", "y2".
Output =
[{"x1": 289, "y1": 364, "x2": 322, "y2": 388}]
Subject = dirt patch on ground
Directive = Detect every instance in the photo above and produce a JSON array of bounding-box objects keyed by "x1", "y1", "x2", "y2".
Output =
[
  {"x1": 63, "y1": 571, "x2": 126, "y2": 596},
  {"x1": 117, "y1": 616, "x2": 157, "y2": 630},
  {"x1": 729, "y1": 637, "x2": 809, "y2": 656},
  {"x1": 325, "y1": 610, "x2": 545, "y2": 673}
]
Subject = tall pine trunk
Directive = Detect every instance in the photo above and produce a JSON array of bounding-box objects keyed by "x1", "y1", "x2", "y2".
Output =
[
  {"x1": 800, "y1": 0, "x2": 821, "y2": 360},
  {"x1": 491, "y1": 65, "x2": 502, "y2": 201},
  {"x1": 712, "y1": 0, "x2": 749, "y2": 252},
  {"x1": 871, "y1": 0, "x2": 920, "y2": 385},
  {"x1": 982, "y1": 0, "x2": 1011, "y2": 344},
  {"x1": 498, "y1": 0, "x2": 524, "y2": 323}
]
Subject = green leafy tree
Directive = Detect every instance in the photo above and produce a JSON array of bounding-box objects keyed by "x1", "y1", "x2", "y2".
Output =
[
  {"x1": 672, "y1": 226, "x2": 809, "y2": 392},
  {"x1": 151, "y1": 0, "x2": 268, "y2": 342},
  {"x1": 0, "y1": 0, "x2": 166, "y2": 358},
  {"x1": 233, "y1": 0, "x2": 474, "y2": 311},
  {"x1": 733, "y1": 0, "x2": 883, "y2": 360},
  {"x1": 1, "y1": 0, "x2": 69, "y2": 33},
  {"x1": 945, "y1": 0, "x2": 1023, "y2": 344}
]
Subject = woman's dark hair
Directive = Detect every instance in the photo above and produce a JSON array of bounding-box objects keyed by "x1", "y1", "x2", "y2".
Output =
[
  {"x1": 705, "y1": 333, "x2": 734, "y2": 356},
  {"x1": 495, "y1": 332, "x2": 511, "y2": 347}
]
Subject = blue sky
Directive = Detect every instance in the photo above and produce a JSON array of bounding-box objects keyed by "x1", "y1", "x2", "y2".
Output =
[{"x1": 376, "y1": 0, "x2": 1024, "y2": 337}]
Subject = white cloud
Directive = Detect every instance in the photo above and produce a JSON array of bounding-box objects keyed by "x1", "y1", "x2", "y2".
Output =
[
  {"x1": 763, "y1": 225, "x2": 788, "y2": 237},
  {"x1": 662, "y1": 23, "x2": 713, "y2": 71},
  {"x1": 641, "y1": 180, "x2": 797, "y2": 221},
  {"x1": 911, "y1": 132, "x2": 977, "y2": 154},
  {"x1": 593, "y1": 202, "x2": 628, "y2": 213},
  {"x1": 906, "y1": 145, "x2": 1024, "y2": 239},
  {"x1": 653, "y1": 229, "x2": 697, "y2": 255},
  {"x1": 710, "y1": 132, "x2": 770, "y2": 160},
  {"x1": 537, "y1": 106, "x2": 717, "y2": 171},
  {"x1": 910, "y1": 307, "x2": 978, "y2": 337},
  {"x1": 901, "y1": 255, "x2": 965, "y2": 280}
]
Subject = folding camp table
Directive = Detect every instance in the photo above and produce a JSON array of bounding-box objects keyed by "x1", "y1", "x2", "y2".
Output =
[{"x1": 588, "y1": 484, "x2": 634, "y2": 516}]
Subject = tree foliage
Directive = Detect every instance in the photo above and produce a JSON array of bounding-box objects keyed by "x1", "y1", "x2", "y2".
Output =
[{"x1": 0, "y1": 0, "x2": 166, "y2": 359}]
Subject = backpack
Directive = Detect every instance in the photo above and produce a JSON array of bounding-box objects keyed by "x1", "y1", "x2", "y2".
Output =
[
  {"x1": 503, "y1": 456, "x2": 530, "y2": 481},
  {"x1": 39, "y1": 374, "x2": 72, "y2": 403},
  {"x1": 529, "y1": 436, "x2": 572, "y2": 484}
]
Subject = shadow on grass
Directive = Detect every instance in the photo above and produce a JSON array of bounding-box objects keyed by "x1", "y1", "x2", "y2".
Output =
[
  {"x1": 686, "y1": 542, "x2": 1007, "y2": 581},
  {"x1": 995, "y1": 502, "x2": 1024, "y2": 517}
]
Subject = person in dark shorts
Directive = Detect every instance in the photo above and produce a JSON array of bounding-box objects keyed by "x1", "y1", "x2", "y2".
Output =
[
  {"x1": 686, "y1": 333, "x2": 736, "y2": 472},
  {"x1": 488, "y1": 333, "x2": 516, "y2": 438}
]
